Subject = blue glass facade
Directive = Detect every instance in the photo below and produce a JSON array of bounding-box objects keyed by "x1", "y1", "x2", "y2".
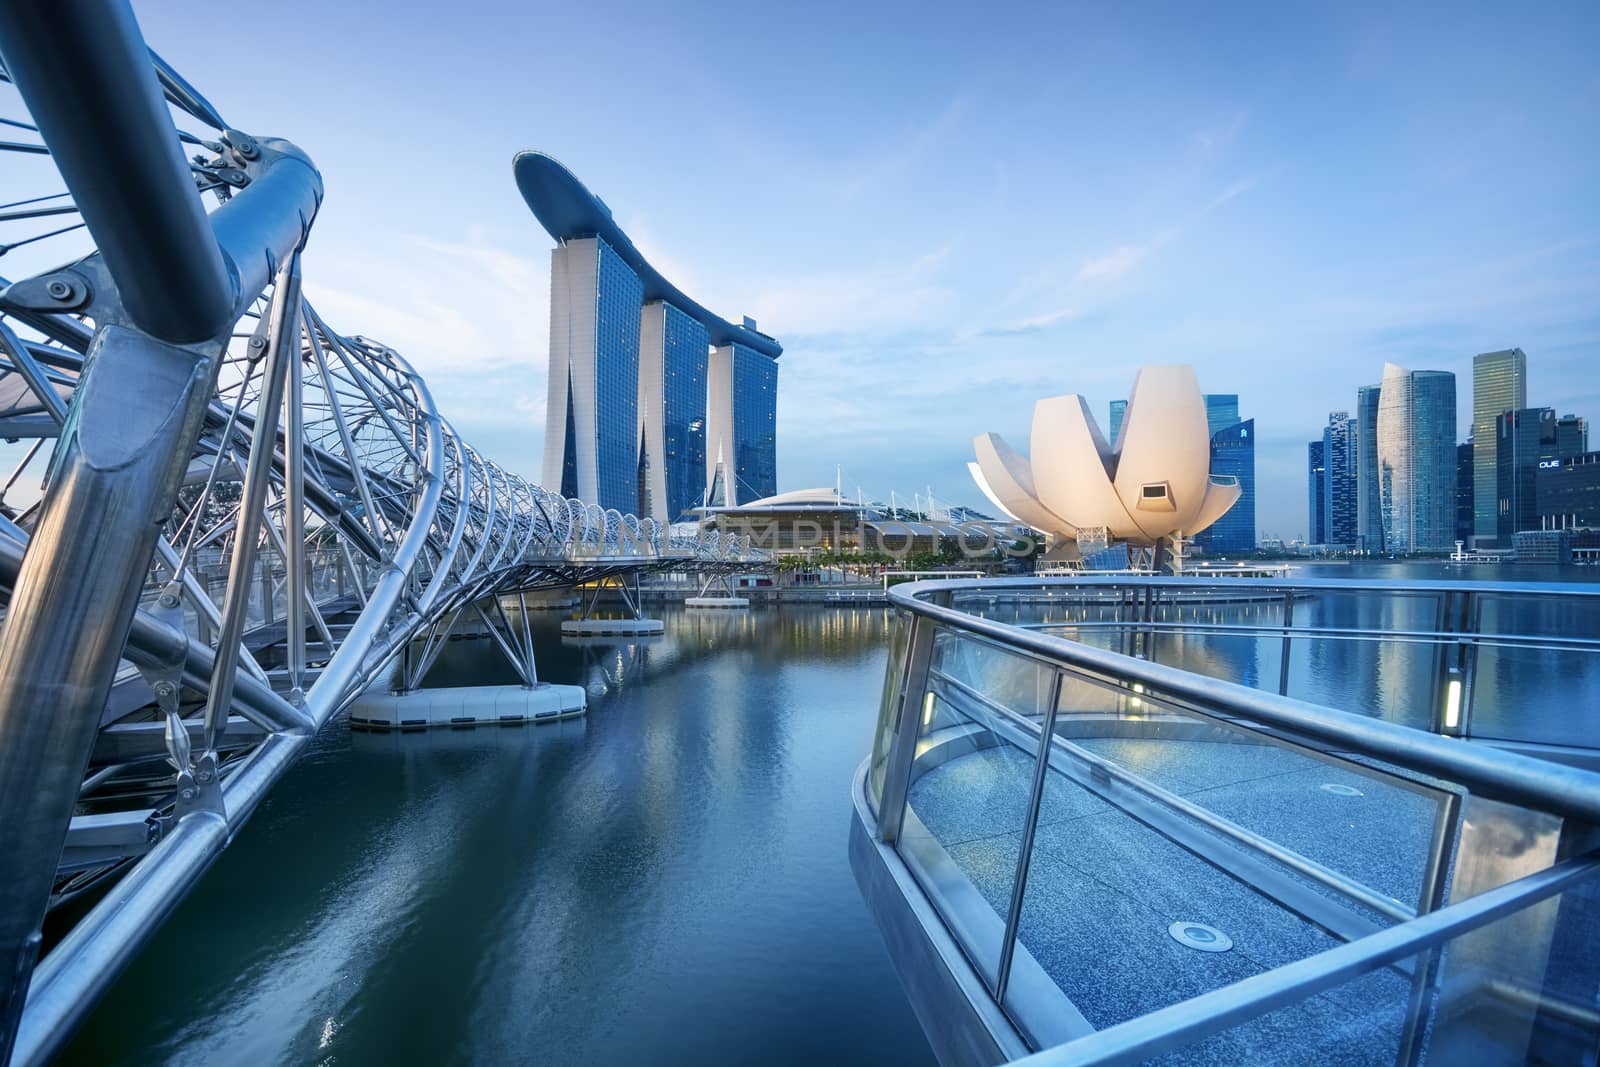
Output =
[
  {"x1": 1307, "y1": 439, "x2": 1326, "y2": 543},
  {"x1": 731, "y1": 345, "x2": 778, "y2": 502},
  {"x1": 1108, "y1": 400, "x2": 1127, "y2": 443},
  {"x1": 1322, "y1": 412, "x2": 1357, "y2": 547},
  {"x1": 1411, "y1": 371, "x2": 1457, "y2": 552},
  {"x1": 593, "y1": 239, "x2": 644, "y2": 513},
  {"x1": 661, "y1": 304, "x2": 708, "y2": 520},
  {"x1": 1196, "y1": 419, "x2": 1255, "y2": 554},
  {"x1": 1356, "y1": 384, "x2": 1383, "y2": 551},
  {"x1": 1203, "y1": 394, "x2": 1240, "y2": 437}
]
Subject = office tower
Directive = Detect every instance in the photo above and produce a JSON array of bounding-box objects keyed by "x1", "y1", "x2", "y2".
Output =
[
  {"x1": 1322, "y1": 411, "x2": 1356, "y2": 548},
  {"x1": 1308, "y1": 439, "x2": 1327, "y2": 544},
  {"x1": 1198, "y1": 418, "x2": 1254, "y2": 553},
  {"x1": 1186, "y1": 395, "x2": 1254, "y2": 555},
  {"x1": 1355, "y1": 384, "x2": 1382, "y2": 551},
  {"x1": 1203, "y1": 394, "x2": 1240, "y2": 437},
  {"x1": 1537, "y1": 451, "x2": 1600, "y2": 530},
  {"x1": 1495, "y1": 408, "x2": 1566, "y2": 540},
  {"x1": 1109, "y1": 400, "x2": 1127, "y2": 444},
  {"x1": 706, "y1": 341, "x2": 779, "y2": 506},
  {"x1": 517, "y1": 151, "x2": 782, "y2": 518},
  {"x1": 639, "y1": 302, "x2": 709, "y2": 522},
  {"x1": 1456, "y1": 441, "x2": 1474, "y2": 544},
  {"x1": 543, "y1": 236, "x2": 644, "y2": 512},
  {"x1": 1472, "y1": 349, "x2": 1527, "y2": 546},
  {"x1": 1376, "y1": 364, "x2": 1456, "y2": 553},
  {"x1": 1556, "y1": 413, "x2": 1588, "y2": 459}
]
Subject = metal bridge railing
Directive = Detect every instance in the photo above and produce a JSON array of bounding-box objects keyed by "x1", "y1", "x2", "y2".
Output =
[
  {"x1": 945, "y1": 575, "x2": 1600, "y2": 752},
  {"x1": 860, "y1": 576, "x2": 1600, "y2": 1065},
  {"x1": 0, "y1": 3, "x2": 758, "y2": 1063}
]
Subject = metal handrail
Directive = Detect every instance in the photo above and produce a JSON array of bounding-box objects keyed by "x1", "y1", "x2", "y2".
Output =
[
  {"x1": 889, "y1": 576, "x2": 1600, "y2": 826},
  {"x1": 943, "y1": 574, "x2": 1600, "y2": 599},
  {"x1": 1022, "y1": 618, "x2": 1600, "y2": 653}
]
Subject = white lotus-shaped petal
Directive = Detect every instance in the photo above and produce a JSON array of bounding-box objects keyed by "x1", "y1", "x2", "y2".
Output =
[{"x1": 970, "y1": 365, "x2": 1240, "y2": 545}]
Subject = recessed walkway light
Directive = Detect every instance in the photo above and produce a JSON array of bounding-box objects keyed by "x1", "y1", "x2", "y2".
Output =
[{"x1": 1169, "y1": 921, "x2": 1232, "y2": 952}]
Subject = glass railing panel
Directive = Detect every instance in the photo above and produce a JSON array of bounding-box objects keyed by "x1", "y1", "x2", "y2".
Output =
[
  {"x1": 951, "y1": 585, "x2": 1125, "y2": 643},
  {"x1": 899, "y1": 633, "x2": 1055, "y2": 989},
  {"x1": 1470, "y1": 592, "x2": 1600, "y2": 747},
  {"x1": 1077, "y1": 682, "x2": 1452, "y2": 916},
  {"x1": 967, "y1": 665, "x2": 1458, "y2": 1041},
  {"x1": 866, "y1": 610, "x2": 912, "y2": 814},
  {"x1": 1140, "y1": 594, "x2": 1284, "y2": 691},
  {"x1": 1052, "y1": 864, "x2": 1600, "y2": 1066},
  {"x1": 1281, "y1": 587, "x2": 1442, "y2": 731}
]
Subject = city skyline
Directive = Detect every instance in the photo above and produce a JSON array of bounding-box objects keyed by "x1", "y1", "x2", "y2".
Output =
[
  {"x1": 1308, "y1": 347, "x2": 1593, "y2": 553},
  {"x1": 119, "y1": 1, "x2": 1600, "y2": 540}
]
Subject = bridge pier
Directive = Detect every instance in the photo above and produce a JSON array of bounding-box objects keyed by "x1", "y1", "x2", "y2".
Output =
[
  {"x1": 686, "y1": 570, "x2": 749, "y2": 609},
  {"x1": 351, "y1": 592, "x2": 586, "y2": 729},
  {"x1": 560, "y1": 571, "x2": 664, "y2": 636}
]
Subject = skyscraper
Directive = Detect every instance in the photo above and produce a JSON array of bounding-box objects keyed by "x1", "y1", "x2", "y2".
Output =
[
  {"x1": 1355, "y1": 384, "x2": 1382, "y2": 551},
  {"x1": 1456, "y1": 440, "x2": 1474, "y2": 545},
  {"x1": 1199, "y1": 418, "x2": 1254, "y2": 553},
  {"x1": 1322, "y1": 411, "x2": 1356, "y2": 548},
  {"x1": 1377, "y1": 363, "x2": 1457, "y2": 553},
  {"x1": 1556, "y1": 413, "x2": 1589, "y2": 459},
  {"x1": 516, "y1": 151, "x2": 782, "y2": 520},
  {"x1": 1108, "y1": 399, "x2": 1127, "y2": 444},
  {"x1": 639, "y1": 301, "x2": 709, "y2": 522},
  {"x1": 1203, "y1": 394, "x2": 1241, "y2": 437},
  {"x1": 1495, "y1": 408, "x2": 1566, "y2": 541},
  {"x1": 1307, "y1": 439, "x2": 1327, "y2": 544},
  {"x1": 543, "y1": 236, "x2": 644, "y2": 512},
  {"x1": 706, "y1": 341, "x2": 779, "y2": 507},
  {"x1": 1472, "y1": 348, "x2": 1527, "y2": 547},
  {"x1": 1188, "y1": 395, "x2": 1253, "y2": 555}
]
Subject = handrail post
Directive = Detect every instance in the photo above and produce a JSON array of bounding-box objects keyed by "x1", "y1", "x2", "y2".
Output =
[
  {"x1": 996, "y1": 669, "x2": 1065, "y2": 1001},
  {"x1": 1277, "y1": 590, "x2": 1295, "y2": 696},
  {"x1": 877, "y1": 591, "x2": 947, "y2": 844}
]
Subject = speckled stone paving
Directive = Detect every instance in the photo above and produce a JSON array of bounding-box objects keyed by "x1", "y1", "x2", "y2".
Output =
[{"x1": 905, "y1": 735, "x2": 1433, "y2": 1062}]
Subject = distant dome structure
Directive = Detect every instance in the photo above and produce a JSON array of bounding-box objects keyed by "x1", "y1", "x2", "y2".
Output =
[{"x1": 969, "y1": 365, "x2": 1241, "y2": 553}]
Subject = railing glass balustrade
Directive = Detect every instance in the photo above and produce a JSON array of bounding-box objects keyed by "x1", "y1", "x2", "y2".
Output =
[{"x1": 860, "y1": 577, "x2": 1600, "y2": 1066}]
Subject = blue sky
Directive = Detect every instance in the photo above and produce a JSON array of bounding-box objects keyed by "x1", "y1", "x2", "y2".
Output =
[{"x1": 137, "y1": 0, "x2": 1599, "y2": 538}]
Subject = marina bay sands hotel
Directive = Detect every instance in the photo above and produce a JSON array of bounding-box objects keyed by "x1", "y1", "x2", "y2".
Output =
[{"x1": 514, "y1": 151, "x2": 781, "y2": 522}]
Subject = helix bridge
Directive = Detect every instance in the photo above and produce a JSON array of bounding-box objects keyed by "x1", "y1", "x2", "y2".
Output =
[{"x1": 0, "y1": 5, "x2": 759, "y2": 1063}]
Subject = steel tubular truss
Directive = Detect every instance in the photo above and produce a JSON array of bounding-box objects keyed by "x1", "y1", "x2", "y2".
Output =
[{"x1": 0, "y1": 4, "x2": 758, "y2": 1062}]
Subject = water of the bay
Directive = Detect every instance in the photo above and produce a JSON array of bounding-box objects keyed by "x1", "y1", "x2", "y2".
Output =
[
  {"x1": 55, "y1": 562, "x2": 1599, "y2": 1064},
  {"x1": 59, "y1": 604, "x2": 934, "y2": 1066}
]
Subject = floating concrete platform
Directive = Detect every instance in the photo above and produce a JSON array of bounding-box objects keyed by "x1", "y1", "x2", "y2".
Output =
[
  {"x1": 559, "y1": 617, "x2": 665, "y2": 636},
  {"x1": 685, "y1": 596, "x2": 749, "y2": 609},
  {"x1": 350, "y1": 682, "x2": 586, "y2": 730}
]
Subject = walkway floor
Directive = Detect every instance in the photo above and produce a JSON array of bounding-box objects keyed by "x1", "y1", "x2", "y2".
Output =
[{"x1": 905, "y1": 734, "x2": 1444, "y2": 1064}]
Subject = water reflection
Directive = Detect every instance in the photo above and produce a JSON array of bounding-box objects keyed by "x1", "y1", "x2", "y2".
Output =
[
  {"x1": 959, "y1": 562, "x2": 1600, "y2": 745},
  {"x1": 59, "y1": 605, "x2": 928, "y2": 1067}
]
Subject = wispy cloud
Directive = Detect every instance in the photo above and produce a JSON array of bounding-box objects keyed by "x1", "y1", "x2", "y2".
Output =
[
  {"x1": 1013, "y1": 307, "x2": 1077, "y2": 330},
  {"x1": 837, "y1": 96, "x2": 971, "y2": 202},
  {"x1": 742, "y1": 241, "x2": 959, "y2": 335}
]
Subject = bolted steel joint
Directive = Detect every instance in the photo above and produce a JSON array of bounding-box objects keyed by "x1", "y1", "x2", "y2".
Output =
[{"x1": 222, "y1": 128, "x2": 260, "y2": 161}]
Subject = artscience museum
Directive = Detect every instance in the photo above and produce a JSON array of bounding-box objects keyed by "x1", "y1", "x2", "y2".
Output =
[{"x1": 969, "y1": 365, "x2": 1243, "y2": 558}]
